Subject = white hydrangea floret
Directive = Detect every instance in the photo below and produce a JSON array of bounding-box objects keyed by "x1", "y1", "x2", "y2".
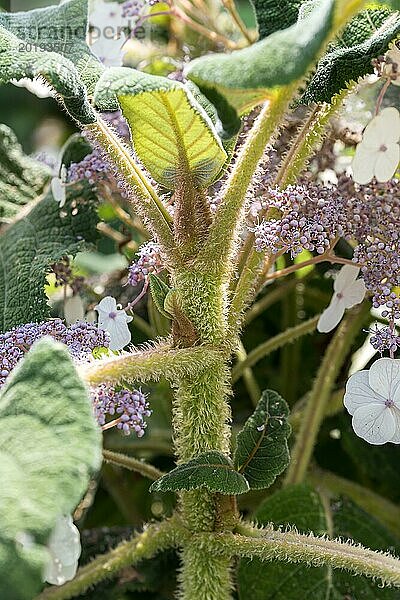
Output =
[
  {"x1": 43, "y1": 515, "x2": 81, "y2": 586},
  {"x1": 95, "y1": 296, "x2": 133, "y2": 351},
  {"x1": 317, "y1": 265, "x2": 366, "y2": 333},
  {"x1": 344, "y1": 358, "x2": 400, "y2": 445},
  {"x1": 351, "y1": 107, "x2": 400, "y2": 184}
]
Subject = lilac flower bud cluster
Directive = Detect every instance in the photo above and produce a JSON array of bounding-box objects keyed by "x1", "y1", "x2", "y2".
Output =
[
  {"x1": 0, "y1": 319, "x2": 110, "y2": 387},
  {"x1": 122, "y1": 0, "x2": 145, "y2": 17},
  {"x1": 68, "y1": 151, "x2": 111, "y2": 186},
  {"x1": 103, "y1": 111, "x2": 131, "y2": 140},
  {"x1": 68, "y1": 112, "x2": 130, "y2": 187},
  {"x1": 369, "y1": 324, "x2": 400, "y2": 355},
  {"x1": 254, "y1": 178, "x2": 400, "y2": 316},
  {"x1": 254, "y1": 184, "x2": 349, "y2": 257},
  {"x1": 0, "y1": 320, "x2": 151, "y2": 438},
  {"x1": 351, "y1": 180, "x2": 400, "y2": 317},
  {"x1": 92, "y1": 384, "x2": 151, "y2": 436},
  {"x1": 127, "y1": 241, "x2": 163, "y2": 286}
]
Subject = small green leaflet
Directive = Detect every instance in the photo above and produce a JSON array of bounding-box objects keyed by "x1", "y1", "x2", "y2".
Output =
[
  {"x1": 301, "y1": 8, "x2": 400, "y2": 104},
  {"x1": 0, "y1": 339, "x2": 102, "y2": 600},
  {"x1": 0, "y1": 0, "x2": 102, "y2": 91},
  {"x1": 234, "y1": 389, "x2": 291, "y2": 490},
  {"x1": 94, "y1": 67, "x2": 227, "y2": 190},
  {"x1": 149, "y1": 274, "x2": 173, "y2": 319},
  {"x1": 186, "y1": 0, "x2": 335, "y2": 125},
  {"x1": 150, "y1": 451, "x2": 250, "y2": 495},
  {"x1": 0, "y1": 183, "x2": 98, "y2": 331}
]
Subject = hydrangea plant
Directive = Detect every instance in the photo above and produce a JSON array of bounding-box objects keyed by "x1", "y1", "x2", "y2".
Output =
[{"x1": 1, "y1": 0, "x2": 400, "y2": 598}]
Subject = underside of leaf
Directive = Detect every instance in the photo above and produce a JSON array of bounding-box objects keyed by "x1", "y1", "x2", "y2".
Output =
[{"x1": 94, "y1": 67, "x2": 227, "y2": 190}]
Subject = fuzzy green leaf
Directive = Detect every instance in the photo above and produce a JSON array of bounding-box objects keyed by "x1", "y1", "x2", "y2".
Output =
[
  {"x1": 238, "y1": 484, "x2": 400, "y2": 599},
  {"x1": 234, "y1": 389, "x2": 291, "y2": 490},
  {"x1": 149, "y1": 274, "x2": 173, "y2": 319},
  {"x1": 0, "y1": 183, "x2": 98, "y2": 331},
  {"x1": 94, "y1": 67, "x2": 227, "y2": 189},
  {"x1": 302, "y1": 8, "x2": 400, "y2": 103},
  {"x1": 186, "y1": 0, "x2": 335, "y2": 122},
  {"x1": 0, "y1": 125, "x2": 51, "y2": 222},
  {"x1": 0, "y1": 0, "x2": 102, "y2": 91},
  {"x1": 0, "y1": 1, "x2": 97, "y2": 124},
  {"x1": 251, "y1": 0, "x2": 304, "y2": 39},
  {"x1": 150, "y1": 451, "x2": 250, "y2": 495},
  {"x1": 0, "y1": 338, "x2": 102, "y2": 600}
]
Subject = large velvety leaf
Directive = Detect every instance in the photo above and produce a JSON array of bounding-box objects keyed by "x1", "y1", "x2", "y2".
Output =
[
  {"x1": 0, "y1": 183, "x2": 98, "y2": 331},
  {"x1": 0, "y1": 338, "x2": 102, "y2": 600},
  {"x1": 0, "y1": 125, "x2": 51, "y2": 222},
  {"x1": 234, "y1": 389, "x2": 290, "y2": 490},
  {"x1": 150, "y1": 451, "x2": 250, "y2": 494},
  {"x1": 0, "y1": 24, "x2": 96, "y2": 124},
  {"x1": 302, "y1": 8, "x2": 400, "y2": 103},
  {"x1": 94, "y1": 68, "x2": 227, "y2": 189},
  {"x1": 0, "y1": 0, "x2": 102, "y2": 91},
  {"x1": 251, "y1": 0, "x2": 304, "y2": 39},
  {"x1": 186, "y1": 0, "x2": 335, "y2": 120},
  {"x1": 238, "y1": 484, "x2": 400, "y2": 599}
]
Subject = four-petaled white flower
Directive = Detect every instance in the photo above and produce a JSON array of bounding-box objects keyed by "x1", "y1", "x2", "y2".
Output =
[
  {"x1": 43, "y1": 515, "x2": 81, "y2": 586},
  {"x1": 95, "y1": 296, "x2": 133, "y2": 351},
  {"x1": 317, "y1": 265, "x2": 366, "y2": 333},
  {"x1": 344, "y1": 358, "x2": 400, "y2": 445},
  {"x1": 51, "y1": 164, "x2": 68, "y2": 207},
  {"x1": 351, "y1": 107, "x2": 400, "y2": 184}
]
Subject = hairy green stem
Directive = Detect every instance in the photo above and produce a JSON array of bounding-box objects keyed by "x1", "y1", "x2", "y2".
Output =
[
  {"x1": 80, "y1": 342, "x2": 221, "y2": 386},
  {"x1": 198, "y1": 87, "x2": 296, "y2": 276},
  {"x1": 102, "y1": 449, "x2": 164, "y2": 481},
  {"x1": 232, "y1": 315, "x2": 319, "y2": 383},
  {"x1": 308, "y1": 467, "x2": 400, "y2": 538},
  {"x1": 178, "y1": 541, "x2": 233, "y2": 600},
  {"x1": 275, "y1": 92, "x2": 348, "y2": 188},
  {"x1": 227, "y1": 526, "x2": 400, "y2": 588},
  {"x1": 284, "y1": 303, "x2": 369, "y2": 485},
  {"x1": 35, "y1": 519, "x2": 184, "y2": 600},
  {"x1": 228, "y1": 247, "x2": 270, "y2": 333},
  {"x1": 171, "y1": 272, "x2": 233, "y2": 592},
  {"x1": 86, "y1": 118, "x2": 175, "y2": 256}
]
